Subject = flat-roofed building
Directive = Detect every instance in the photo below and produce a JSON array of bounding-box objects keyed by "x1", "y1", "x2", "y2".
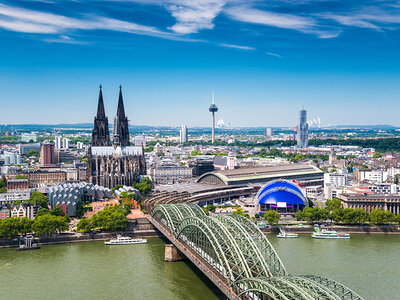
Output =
[
  {"x1": 7, "y1": 179, "x2": 29, "y2": 190},
  {"x1": 19, "y1": 171, "x2": 67, "y2": 188},
  {"x1": 196, "y1": 164, "x2": 323, "y2": 187},
  {"x1": 339, "y1": 193, "x2": 400, "y2": 214}
]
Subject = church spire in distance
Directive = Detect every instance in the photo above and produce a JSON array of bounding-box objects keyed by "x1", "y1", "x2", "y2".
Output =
[
  {"x1": 92, "y1": 84, "x2": 110, "y2": 146},
  {"x1": 113, "y1": 85, "x2": 130, "y2": 147},
  {"x1": 96, "y1": 84, "x2": 106, "y2": 119},
  {"x1": 117, "y1": 85, "x2": 126, "y2": 118}
]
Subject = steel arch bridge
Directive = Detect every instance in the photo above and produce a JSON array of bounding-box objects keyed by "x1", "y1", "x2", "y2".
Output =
[{"x1": 151, "y1": 203, "x2": 364, "y2": 300}]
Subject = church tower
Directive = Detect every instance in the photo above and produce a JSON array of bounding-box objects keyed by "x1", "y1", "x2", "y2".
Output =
[
  {"x1": 113, "y1": 85, "x2": 130, "y2": 147},
  {"x1": 92, "y1": 85, "x2": 110, "y2": 146}
]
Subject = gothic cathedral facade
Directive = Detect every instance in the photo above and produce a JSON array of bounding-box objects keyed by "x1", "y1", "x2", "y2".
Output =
[{"x1": 87, "y1": 86, "x2": 146, "y2": 188}]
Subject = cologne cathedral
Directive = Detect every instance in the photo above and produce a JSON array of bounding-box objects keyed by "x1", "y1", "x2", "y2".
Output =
[{"x1": 87, "y1": 85, "x2": 146, "y2": 188}]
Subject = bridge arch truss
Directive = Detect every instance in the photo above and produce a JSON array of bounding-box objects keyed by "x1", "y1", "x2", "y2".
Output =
[{"x1": 151, "y1": 203, "x2": 364, "y2": 300}]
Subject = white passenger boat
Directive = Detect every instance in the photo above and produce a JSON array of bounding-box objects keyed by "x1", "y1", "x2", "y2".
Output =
[
  {"x1": 277, "y1": 228, "x2": 298, "y2": 238},
  {"x1": 312, "y1": 227, "x2": 350, "y2": 239},
  {"x1": 104, "y1": 235, "x2": 147, "y2": 245}
]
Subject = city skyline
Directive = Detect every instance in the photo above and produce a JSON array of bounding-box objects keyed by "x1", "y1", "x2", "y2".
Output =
[{"x1": 1, "y1": 1, "x2": 400, "y2": 126}]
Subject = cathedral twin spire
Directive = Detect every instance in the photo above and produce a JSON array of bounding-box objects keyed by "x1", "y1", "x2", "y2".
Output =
[{"x1": 92, "y1": 85, "x2": 130, "y2": 147}]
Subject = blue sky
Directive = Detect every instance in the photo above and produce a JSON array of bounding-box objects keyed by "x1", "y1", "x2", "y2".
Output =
[{"x1": 1, "y1": 0, "x2": 400, "y2": 127}]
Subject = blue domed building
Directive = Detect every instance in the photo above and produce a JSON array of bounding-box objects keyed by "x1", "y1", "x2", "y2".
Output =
[{"x1": 256, "y1": 180, "x2": 307, "y2": 214}]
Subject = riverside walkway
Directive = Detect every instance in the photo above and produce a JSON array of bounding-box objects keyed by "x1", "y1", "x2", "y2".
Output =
[{"x1": 149, "y1": 203, "x2": 365, "y2": 300}]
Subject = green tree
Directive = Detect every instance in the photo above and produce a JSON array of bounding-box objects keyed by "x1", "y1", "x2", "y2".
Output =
[
  {"x1": 369, "y1": 209, "x2": 386, "y2": 225},
  {"x1": 394, "y1": 214, "x2": 400, "y2": 225},
  {"x1": 111, "y1": 185, "x2": 123, "y2": 194},
  {"x1": 75, "y1": 201, "x2": 84, "y2": 219},
  {"x1": 263, "y1": 210, "x2": 280, "y2": 225},
  {"x1": 299, "y1": 207, "x2": 329, "y2": 223},
  {"x1": 0, "y1": 217, "x2": 20, "y2": 238},
  {"x1": 76, "y1": 218, "x2": 95, "y2": 232},
  {"x1": 36, "y1": 208, "x2": 50, "y2": 218},
  {"x1": 373, "y1": 152, "x2": 382, "y2": 159},
  {"x1": 191, "y1": 150, "x2": 202, "y2": 156},
  {"x1": 51, "y1": 206, "x2": 63, "y2": 216},
  {"x1": 308, "y1": 198, "x2": 314, "y2": 208},
  {"x1": 133, "y1": 177, "x2": 153, "y2": 199},
  {"x1": 19, "y1": 218, "x2": 35, "y2": 235},
  {"x1": 0, "y1": 187, "x2": 6, "y2": 193},
  {"x1": 342, "y1": 209, "x2": 369, "y2": 225},
  {"x1": 254, "y1": 213, "x2": 260, "y2": 219},
  {"x1": 27, "y1": 149, "x2": 40, "y2": 158},
  {"x1": 394, "y1": 175, "x2": 399, "y2": 185},
  {"x1": 325, "y1": 198, "x2": 342, "y2": 211},
  {"x1": 77, "y1": 205, "x2": 129, "y2": 232},
  {"x1": 33, "y1": 215, "x2": 69, "y2": 236},
  {"x1": 206, "y1": 204, "x2": 216, "y2": 213},
  {"x1": 15, "y1": 175, "x2": 29, "y2": 180},
  {"x1": 29, "y1": 191, "x2": 48, "y2": 209},
  {"x1": 0, "y1": 178, "x2": 5, "y2": 189}
]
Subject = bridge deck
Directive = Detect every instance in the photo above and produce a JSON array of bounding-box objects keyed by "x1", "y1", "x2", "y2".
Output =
[{"x1": 147, "y1": 216, "x2": 238, "y2": 300}]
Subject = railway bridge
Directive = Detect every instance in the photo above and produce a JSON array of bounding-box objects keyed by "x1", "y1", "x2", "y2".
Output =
[{"x1": 148, "y1": 203, "x2": 364, "y2": 300}]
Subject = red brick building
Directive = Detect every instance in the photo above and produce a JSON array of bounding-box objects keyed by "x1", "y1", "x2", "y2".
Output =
[
  {"x1": 40, "y1": 143, "x2": 57, "y2": 165},
  {"x1": 7, "y1": 179, "x2": 29, "y2": 191}
]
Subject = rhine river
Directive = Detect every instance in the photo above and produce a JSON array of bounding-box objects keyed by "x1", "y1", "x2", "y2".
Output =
[{"x1": 0, "y1": 234, "x2": 399, "y2": 300}]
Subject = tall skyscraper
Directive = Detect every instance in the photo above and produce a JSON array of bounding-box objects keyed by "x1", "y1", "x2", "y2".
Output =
[
  {"x1": 113, "y1": 86, "x2": 130, "y2": 146},
  {"x1": 180, "y1": 125, "x2": 188, "y2": 143},
  {"x1": 92, "y1": 85, "x2": 110, "y2": 147},
  {"x1": 41, "y1": 142, "x2": 56, "y2": 165},
  {"x1": 55, "y1": 136, "x2": 62, "y2": 150},
  {"x1": 264, "y1": 128, "x2": 273, "y2": 137},
  {"x1": 62, "y1": 138, "x2": 70, "y2": 150},
  {"x1": 209, "y1": 90, "x2": 218, "y2": 144},
  {"x1": 297, "y1": 108, "x2": 309, "y2": 148}
]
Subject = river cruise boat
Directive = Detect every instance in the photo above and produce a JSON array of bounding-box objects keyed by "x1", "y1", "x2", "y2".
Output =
[
  {"x1": 277, "y1": 228, "x2": 298, "y2": 238},
  {"x1": 104, "y1": 235, "x2": 147, "y2": 245},
  {"x1": 312, "y1": 227, "x2": 350, "y2": 239}
]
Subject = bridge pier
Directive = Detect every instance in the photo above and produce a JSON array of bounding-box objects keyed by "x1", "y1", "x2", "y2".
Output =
[{"x1": 165, "y1": 244, "x2": 186, "y2": 262}]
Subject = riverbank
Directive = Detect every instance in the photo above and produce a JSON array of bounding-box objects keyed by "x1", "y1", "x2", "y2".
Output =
[
  {"x1": 2, "y1": 220, "x2": 400, "y2": 248},
  {"x1": 0, "y1": 218, "x2": 163, "y2": 248},
  {"x1": 261, "y1": 225, "x2": 400, "y2": 234}
]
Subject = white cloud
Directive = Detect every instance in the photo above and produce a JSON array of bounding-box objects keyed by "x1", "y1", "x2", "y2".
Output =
[
  {"x1": 166, "y1": 0, "x2": 227, "y2": 34},
  {"x1": 225, "y1": 6, "x2": 316, "y2": 31},
  {"x1": 266, "y1": 52, "x2": 282, "y2": 58},
  {"x1": 219, "y1": 43, "x2": 255, "y2": 50},
  {"x1": 317, "y1": 13, "x2": 381, "y2": 30},
  {"x1": 0, "y1": 3, "x2": 171, "y2": 38},
  {"x1": 225, "y1": 6, "x2": 342, "y2": 38},
  {"x1": 318, "y1": 10, "x2": 400, "y2": 31}
]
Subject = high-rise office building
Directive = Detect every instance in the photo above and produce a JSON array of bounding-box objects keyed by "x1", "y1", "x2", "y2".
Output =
[
  {"x1": 297, "y1": 108, "x2": 309, "y2": 148},
  {"x1": 40, "y1": 143, "x2": 56, "y2": 165},
  {"x1": 62, "y1": 138, "x2": 70, "y2": 150},
  {"x1": 55, "y1": 136, "x2": 62, "y2": 150},
  {"x1": 264, "y1": 128, "x2": 273, "y2": 137},
  {"x1": 180, "y1": 125, "x2": 188, "y2": 143}
]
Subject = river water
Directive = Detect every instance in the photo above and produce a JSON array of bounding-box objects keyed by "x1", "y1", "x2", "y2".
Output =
[{"x1": 0, "y1": 234, "x2": 398, "y2": 300}]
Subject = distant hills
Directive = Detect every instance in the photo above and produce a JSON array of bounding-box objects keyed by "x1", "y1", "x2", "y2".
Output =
[{"x1": 2, "y1": 123, "x2": 399, "y2": 131}]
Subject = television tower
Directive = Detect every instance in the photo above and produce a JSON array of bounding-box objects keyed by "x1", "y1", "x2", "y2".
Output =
[{"x1": 209, "y1": 89, "x2": 218, "y2": 144}]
